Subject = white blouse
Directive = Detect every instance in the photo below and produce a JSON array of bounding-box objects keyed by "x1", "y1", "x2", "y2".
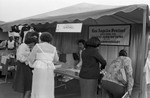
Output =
[
  {"x1": 16, "y1": 43, "x2": 30, "y2": 64},
  {"x1": 28, "y1": 43, "x2": 59, "y2": 69}
]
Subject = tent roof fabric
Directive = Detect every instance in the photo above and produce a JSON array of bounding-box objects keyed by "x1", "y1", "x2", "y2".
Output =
[{"x1": 0, "y1": 3, "x2": 149, "y2": 31}]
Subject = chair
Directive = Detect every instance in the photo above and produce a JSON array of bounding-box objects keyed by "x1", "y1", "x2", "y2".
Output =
[
  {"x1": 55, "y1": 73, "x2": 67, "y2": 89},
  {"x1": 0, "y1": 55, "x2": 15, "y2": 84}
]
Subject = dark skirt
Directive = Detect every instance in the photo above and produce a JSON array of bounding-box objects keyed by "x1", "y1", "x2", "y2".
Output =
[
  {"x1": 79, "y1": 78, "x2": 98, "y2": 98},
  {"x1": 12, "y1": 61, "x2": 32, "y2": 93}
]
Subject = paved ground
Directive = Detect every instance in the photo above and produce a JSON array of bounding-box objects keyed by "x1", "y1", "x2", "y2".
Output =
[
  {"x1": 0, "y1": 76, "x2": 81, "y2": 98},
  {"x1": 0, "y1": 77, "x2": 105, "y2": 98}
]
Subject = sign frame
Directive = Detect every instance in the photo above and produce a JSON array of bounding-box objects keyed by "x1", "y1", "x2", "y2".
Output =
[
  {"x1": 56, "y1": 23, "x2": 82, "y2": 33},
  {"x1": 88, "y1": 24, "x2": 131, "y2": 46}
]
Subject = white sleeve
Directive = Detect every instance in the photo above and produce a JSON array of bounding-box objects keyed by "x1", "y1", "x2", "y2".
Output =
[
  {"x1": 16, "y1": 44, "x2": 30, "y2": 62},
  {"x1": 76, "y1": 50, "x2": 82, "y2": 67},
  {"x1": 53, "y1": 48, "x2": 59, "y2": 63}
]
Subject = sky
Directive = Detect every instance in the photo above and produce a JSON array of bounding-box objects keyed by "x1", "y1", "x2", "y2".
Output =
[{"x1": 0, "y1": 0, "x2": 150, "y2": 22}]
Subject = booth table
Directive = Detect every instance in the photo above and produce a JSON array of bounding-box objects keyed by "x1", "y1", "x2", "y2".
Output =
[
  {"x1": 54, "y1": 68, "x2": 80, "y2": 79},
  {"x1": 54, "y1": 67, "x2": 81, "y2": 97},
  {"x1": 54, "y1": 67, "x2": 105, "y2": 98},
  {"x1": 54, "y1": 67, "x2": 80, "y2": 89}
]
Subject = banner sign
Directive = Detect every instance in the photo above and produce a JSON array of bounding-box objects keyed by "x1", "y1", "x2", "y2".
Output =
[
  {"x1": 89, "y1": 25, "x2": 131, "y2": 45},
  {"x1": 56, "y1": 23, "x2": 82, "y2": 33}
]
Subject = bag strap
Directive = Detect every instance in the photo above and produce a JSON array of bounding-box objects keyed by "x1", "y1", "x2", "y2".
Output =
[
  {"x1": 36, "y1": 44, "x2": 56, "y2": 60},
  {"x1": 36, "y1": 44, "x2": 52, "y2": 60},
  {"x1": 36, "y1": 44, "x2": 56, "y2": 55},
  {"x1": 36, "y1": 44, "x2": 45, "y2": 54},
  {"x1": 36, "y1": 44, "x2": 55, "y2": 69}
]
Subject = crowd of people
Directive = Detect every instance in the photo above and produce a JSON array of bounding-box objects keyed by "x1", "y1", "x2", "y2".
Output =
[
  {"x1": 0, "y1": 24, "x2": 37, "y2": 50},
  {"x1": 0, "y1": 24, "x2": 134, "y2": 98}
]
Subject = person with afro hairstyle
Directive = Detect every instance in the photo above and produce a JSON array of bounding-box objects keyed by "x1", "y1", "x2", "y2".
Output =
[{"x1": 79, "y1": 37, "x2": 106, "y2": 98}]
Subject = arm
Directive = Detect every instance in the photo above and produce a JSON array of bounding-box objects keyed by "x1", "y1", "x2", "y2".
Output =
[
  {"x1": 53, "y1": 48, "x2": 59, "y2": 63},
  {"x1": 53, "y1": 48, "x2": 62, "y2": 69},
  {"x1": 124, "y1": 57, "x2": 134, "y2": 95},
  {"x1": 17, "y1": 43, "x2": 30, "y2": 63},
  {"x1": 76, "y1": 60, "x2": 82, "y2": 68},
  {"x1": 1, "y1": 40, "x2": 6, "y2": 47},
  {"x1": 76, "y1": 50, "x2": 82, "y2": 68},
  {"x1": 94, "y1": 50, "x2": 107, "y2": 70},
  {"x1": 4, "y1": 40, "x2": 7, "y2": 48}
]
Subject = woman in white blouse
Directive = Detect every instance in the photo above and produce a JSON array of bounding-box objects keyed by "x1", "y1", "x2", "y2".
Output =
[
  {"x1": 12, "y1": 37, "x2": 37, "y2": 98},
  {"x1": 28, "y1": 32, "x2": 61, "y2": 98}
]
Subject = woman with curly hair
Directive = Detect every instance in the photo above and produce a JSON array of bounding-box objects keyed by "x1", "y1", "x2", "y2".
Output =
[
  {"x1": 13, "y1": 37, "x2": 37, "y2": 98},
  {"x1": 79, "y1": 37, "x2": 106, "y2": 98},
  {"x1": 28, "y1": 32, "x2": 61, "y2": 98}
]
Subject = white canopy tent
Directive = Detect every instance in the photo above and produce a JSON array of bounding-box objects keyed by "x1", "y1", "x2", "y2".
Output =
[{"x1": 0, "y1": 3, "x2": 149, "y2": 31}]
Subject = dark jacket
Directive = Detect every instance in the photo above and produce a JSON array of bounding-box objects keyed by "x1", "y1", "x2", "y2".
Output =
[{"x1": 79, "y1": 47, "x2": 106, "y2": 79}]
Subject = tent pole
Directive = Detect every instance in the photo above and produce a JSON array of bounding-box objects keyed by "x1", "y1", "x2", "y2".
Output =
[{"x1": 140, "y1": 7, "x2": 147, "y2": 98}]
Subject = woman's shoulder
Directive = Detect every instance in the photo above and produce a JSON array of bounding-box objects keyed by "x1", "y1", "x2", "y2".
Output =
[
  {"x1": 49, "y1": 44, "x2": 56, "y2": 49},
  {"x1": 120, "y1": 56, "x2": 131, "y2": 60},
  {"x1": 85, "y1": 47, "x2": 97, "y2": 52},
  {"x1": 17, "y1": 43, "x2": 29, "y2": 52},
  {"x1": 19, "y1": 43, "x2": 27, "y2": 48},
  {"x1": 110, "y1": 57, "x2": 121, "y2": 65},
  {"x1": 122, "y1": 56, "x2": 132, "y2": 66},
  {"x1": 38, "y1": 43, "x2": 56, "y2": 50},
  {"x1": 124, "y1": 56, "x2": 131, "y2": 61}
]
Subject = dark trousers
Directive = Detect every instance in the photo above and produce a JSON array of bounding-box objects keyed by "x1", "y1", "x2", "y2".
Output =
[
  {"x1": 102, "y1": 80, "x2": 125, "y2": 98},
  {"x1": 80, "y1": 78, "x2": 98, "y2": 98}
]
